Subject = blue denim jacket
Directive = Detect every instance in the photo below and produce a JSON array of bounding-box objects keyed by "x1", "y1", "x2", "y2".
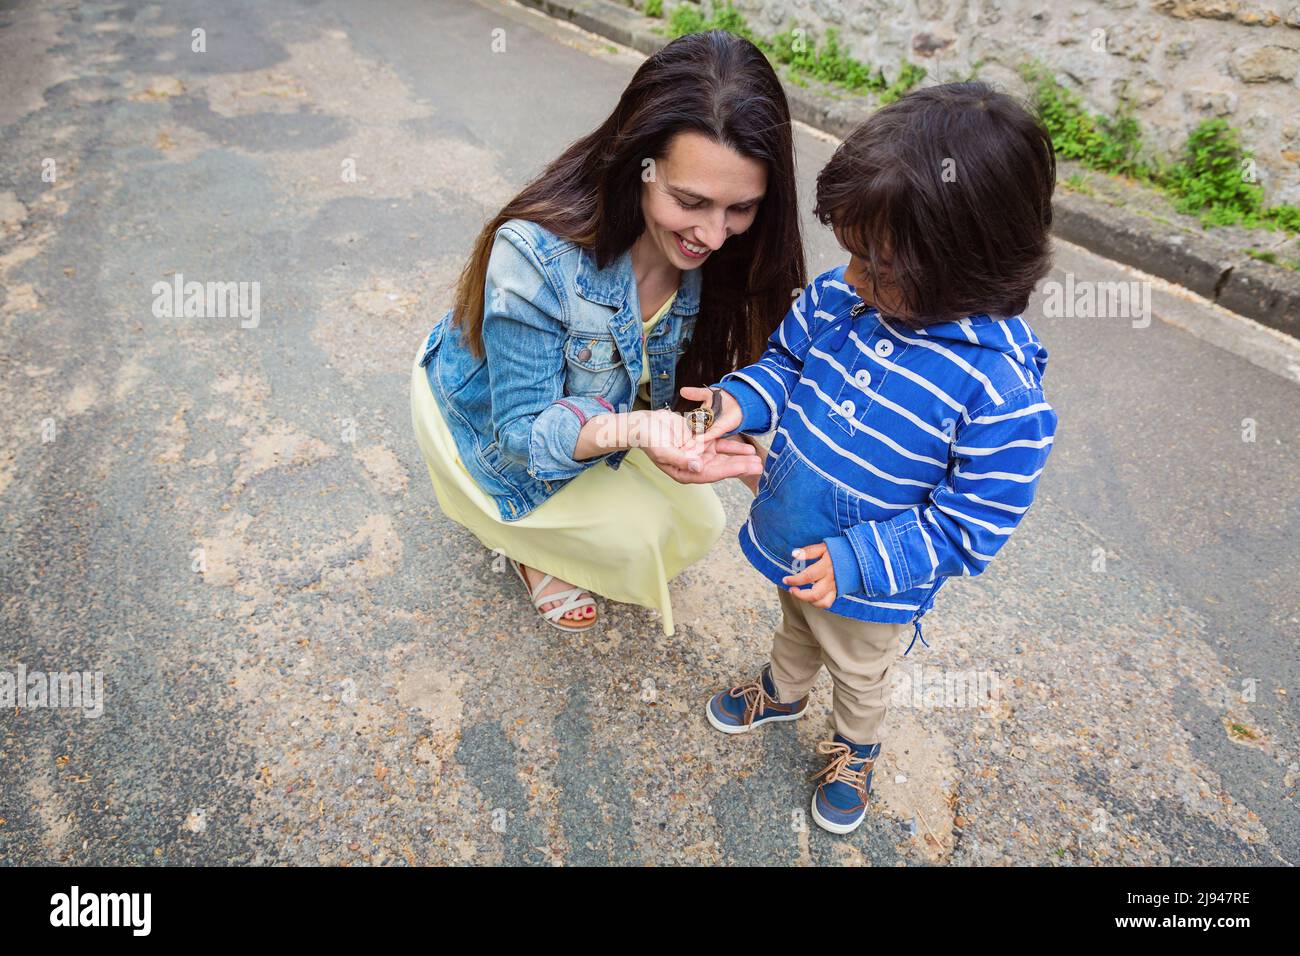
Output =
[{"x1": 417, "y1": 218, "x2": 703, "y2": 521}]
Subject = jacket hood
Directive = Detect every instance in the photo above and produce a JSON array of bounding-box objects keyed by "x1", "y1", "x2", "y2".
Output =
[
  {"x1": 828, "y1": 266, "x2": 1048, "y2": 379},
  {"x1": 912, "y1": 311, "x2": 1049, "y2": 380}
]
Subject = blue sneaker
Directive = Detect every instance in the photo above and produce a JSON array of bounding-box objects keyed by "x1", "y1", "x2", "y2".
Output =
[
  {"x1": 706, "y1": 664, "x2": 808, "y2": 735},
  {"x1": 810, "y1": 735, "x2": 881, "y2": 834}
]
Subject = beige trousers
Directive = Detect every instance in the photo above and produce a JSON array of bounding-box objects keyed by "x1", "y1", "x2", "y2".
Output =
[{"x1": 768, "y1": 586, "x2": 907, "y2": 744}]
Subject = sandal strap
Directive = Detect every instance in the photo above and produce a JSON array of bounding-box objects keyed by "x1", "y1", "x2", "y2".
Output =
[
  {"x1": 527, "y1": 572, "x2": 554, "y2": 602},
  {"x1": 509, "y1": 558, "x2": 548, "y2": 601},
  {"x1": 508, "y1": 559, "x2": 595, "y2": 622},
  {"x1": 537, "y1": 587, "x2": 595, "y2": 621}
]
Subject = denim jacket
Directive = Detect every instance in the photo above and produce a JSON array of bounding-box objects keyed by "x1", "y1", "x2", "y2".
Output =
[
  {"x1": 713, "y1": 266, "x2": 1057, "y2": 650},
  {"x1": 418, "y1": 218, "x2": 703, "y2": 521}
]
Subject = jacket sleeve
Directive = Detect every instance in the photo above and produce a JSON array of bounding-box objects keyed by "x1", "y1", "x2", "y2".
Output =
[
  {"x1": 709, "y1": 279, "x2": 823, "y2": 436},
  {"x1": 481, "y1": 226, "x2": 620, "y2": 481},
  {"x1": 823, "y1": 388, "x2": 1057, "y2": 597}
]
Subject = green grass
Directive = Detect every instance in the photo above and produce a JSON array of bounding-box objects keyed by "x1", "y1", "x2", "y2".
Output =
[
  {"x1": 881, "y1": 59, "x2": 928, "y2": 104},
  {"x1": 665, "y1": 2, "x2": 925, "y2": 101},
  {"x1": 643, "y1": 0, "x2": 663, "y2": 18},
  {"x1": 1022, "y1": 63, "x2": 1299, "y2": 237},
  {"x1": 658, "y1": 5, "x2": 1299, "y2": 246},
  {"x1": 1245, "y1": 248, "x2": 1300, "y2": 272},
  {"x1": 767, "y1": 26, "x2": 885, "y2": 93},
  {"x1": 1166, "y1": 119, "x2": 1266, "y2": 227},
  {"x1": 1021, "y1": 62, "x2": 1149, "y2": 180},
  {"x1": 1061, "y1": 171, "x2": 1096, "y2": 197}
]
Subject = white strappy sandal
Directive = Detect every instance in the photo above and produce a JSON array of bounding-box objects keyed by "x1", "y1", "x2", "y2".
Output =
[{"x1": 508, "y1": 558, "x2": 599, "y2": 632}]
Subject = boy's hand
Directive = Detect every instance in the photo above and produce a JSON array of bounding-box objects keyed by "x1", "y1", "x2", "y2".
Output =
[
  {"x1": 783, "y1": 543, "x2": 837, "y2": 608},
  {"x1": 679, "y1": 385, "x2": 743, "y2": 441}
]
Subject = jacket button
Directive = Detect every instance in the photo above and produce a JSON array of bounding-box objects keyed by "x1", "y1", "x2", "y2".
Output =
[
  {"x1": 578, "y1": 347, "x2": 592, "y2": 361},
  {"x1": 874, "y1": 339, "x2": 894, "y2": 357},
  {"x1": 839, "y1": 399, "x2": 856, "y2": 417},
  {"x1": 659, "y1": 371, "x2": 668, "y2": 379},
  {"x1": 854, "y1": 368, "x2": 871, "y2": 387}
]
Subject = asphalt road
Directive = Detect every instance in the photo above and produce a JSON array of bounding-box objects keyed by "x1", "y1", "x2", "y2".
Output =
[{"x1": 1, "y1": 0, "x2": 1295, "y2": 865}]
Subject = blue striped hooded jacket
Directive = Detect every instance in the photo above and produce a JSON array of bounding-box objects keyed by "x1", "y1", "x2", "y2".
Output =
[{"x1": 712, "y1": 265, "x2": 1057, "y2": 649}]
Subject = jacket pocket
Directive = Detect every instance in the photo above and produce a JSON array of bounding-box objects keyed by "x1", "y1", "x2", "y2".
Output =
[
  {"x1": 418, "y1": 312, "x2": 451, "y2": 368},
  {"x1": 564, "y1": 332, "x2": 624, "y2": 399},
  {"x1": 829, "y1": 360, "x2": 881, "y2": 439},
  {"x1": 748, "y1": 450, "x2": 841, "y2": 567},
  {"x1": 751, "y1": 441, "x2": 799, "y2": 508}
]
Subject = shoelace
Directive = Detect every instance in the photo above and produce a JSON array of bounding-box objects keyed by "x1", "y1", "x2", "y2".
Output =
[
  {"x1": 727, "y1": 676, "x2": 779, "y2": 725},
  {"x1": 810, "y1": 740, "x2": 874, "y2": 795}
]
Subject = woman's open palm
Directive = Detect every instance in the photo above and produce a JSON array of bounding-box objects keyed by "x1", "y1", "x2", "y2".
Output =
[
  {"x1": 654, "y1": 436, "x2": 763, "y2": 484},
  {"x1": 632, "y1": 407, "x2": 761, "y2": 484}
]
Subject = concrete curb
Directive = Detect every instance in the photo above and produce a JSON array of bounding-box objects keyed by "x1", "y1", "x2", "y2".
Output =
[
  {"x1": 1052, "y1": 190, "x2": 1300, "y2": 335},
  {"x1": 517, "y1": 0, "x2": 1300, "y2": 335}
]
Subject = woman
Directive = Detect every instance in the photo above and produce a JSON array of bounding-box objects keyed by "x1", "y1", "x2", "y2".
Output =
[{"x1": 409, "y1": 30, "x2": 805, "y2": 635}]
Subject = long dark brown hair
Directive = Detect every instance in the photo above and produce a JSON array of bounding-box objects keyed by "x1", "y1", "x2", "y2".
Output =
[
  {"x1": 450, "y1": 30, "x2": 805, "y2": 411},
  {"x1": 814, "y1": 81, "x2": 1056, "y2": 327}
]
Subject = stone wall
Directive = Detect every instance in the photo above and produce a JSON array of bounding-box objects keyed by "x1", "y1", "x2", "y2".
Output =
[{"x1": 707, "y1": 0, "x2": 1300, "y2": 203}]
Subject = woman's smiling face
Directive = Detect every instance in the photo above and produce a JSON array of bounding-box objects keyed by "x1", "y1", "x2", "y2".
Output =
[{"x1": 640, "y1": 131, "x2": 767, "y2": 270}]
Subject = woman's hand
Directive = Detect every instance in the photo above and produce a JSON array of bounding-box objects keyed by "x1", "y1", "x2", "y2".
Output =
[
  {"x1": 630, "y1": 410, "x2": 707, "y2": 474},
  {"x1": 573, "y1": 408, "x2": 700, "y2": 466},
  {"x1": 679, "y1": 385, "x2": 744, "y2": 441},
  {"x1": 631, "y1": 409, "x2": 763, "y2": 485},
  {"x1": 653, "y1": 435, "x2": 763, "y2": 484}
]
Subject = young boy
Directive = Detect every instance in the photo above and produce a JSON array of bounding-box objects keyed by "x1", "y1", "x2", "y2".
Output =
[{"x1": 692, "y1": 82, "x2": 1059, "y2": 834}]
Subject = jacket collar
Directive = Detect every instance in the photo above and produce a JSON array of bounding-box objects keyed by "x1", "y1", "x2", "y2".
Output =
[{"x1": 575, "y1": 243, "x2": 703, "y2": 317}]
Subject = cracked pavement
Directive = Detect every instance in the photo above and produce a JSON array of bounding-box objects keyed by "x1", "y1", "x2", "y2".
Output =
[{"x1": 0, "y1": 0, "x2": 1296, "y2": 865}]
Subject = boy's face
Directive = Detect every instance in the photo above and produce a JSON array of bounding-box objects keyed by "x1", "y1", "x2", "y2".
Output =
[{"x1": 836, "y1": 226, "x2": 905, "y2": 316}]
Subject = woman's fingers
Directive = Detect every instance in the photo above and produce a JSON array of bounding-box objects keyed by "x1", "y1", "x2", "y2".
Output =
[
  {"x1": 710, "y1": 438, "x2": 757, "y2": 456},
  {"x1": 647, "y1": 441, "x2": 701, "y2": 473},
  {"x1": 637, "y1": 411, "x2": 707, "y2": 467},
  {"x1": 638, "y1": 410, "x2": 689, "y2": 447},
  {"x1": 726, "y1": 457, "x2": 764, "y2": 478},
  {"x1": 642, "y1": 401, "x2": 763, "y2": 482},
  {"x1": 669, "y1": 453, "x2": 760, "y2": 483},
  {"x1": 695, "y1": 453, "x2": 763, "y2": 482}
]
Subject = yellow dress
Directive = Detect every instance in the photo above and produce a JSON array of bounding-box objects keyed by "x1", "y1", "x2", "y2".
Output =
[{"x1": 409, "y1": 293, "x2": 725, "y2": 636}]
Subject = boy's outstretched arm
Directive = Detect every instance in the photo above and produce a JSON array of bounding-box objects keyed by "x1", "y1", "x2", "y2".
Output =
[
  {"x1": 705, "y1": 280, "x2": 825, "y2": 437},
  {"x1": 823, "y1": 390, "x2": 1058, "y2": 598}
]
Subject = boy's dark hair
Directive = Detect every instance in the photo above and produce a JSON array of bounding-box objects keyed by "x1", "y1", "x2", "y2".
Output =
[{"x1": 814, "y1": 81, "x2": 1056, "y2": 327}]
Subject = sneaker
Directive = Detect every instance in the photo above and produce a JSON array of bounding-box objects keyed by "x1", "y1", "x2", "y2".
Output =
[
  {"x1": 705, "y1": 664, "x2": 808, "y2": 735},
  {"x1": 809, "y1": 735, "x2": 881, "y2": 834}
]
